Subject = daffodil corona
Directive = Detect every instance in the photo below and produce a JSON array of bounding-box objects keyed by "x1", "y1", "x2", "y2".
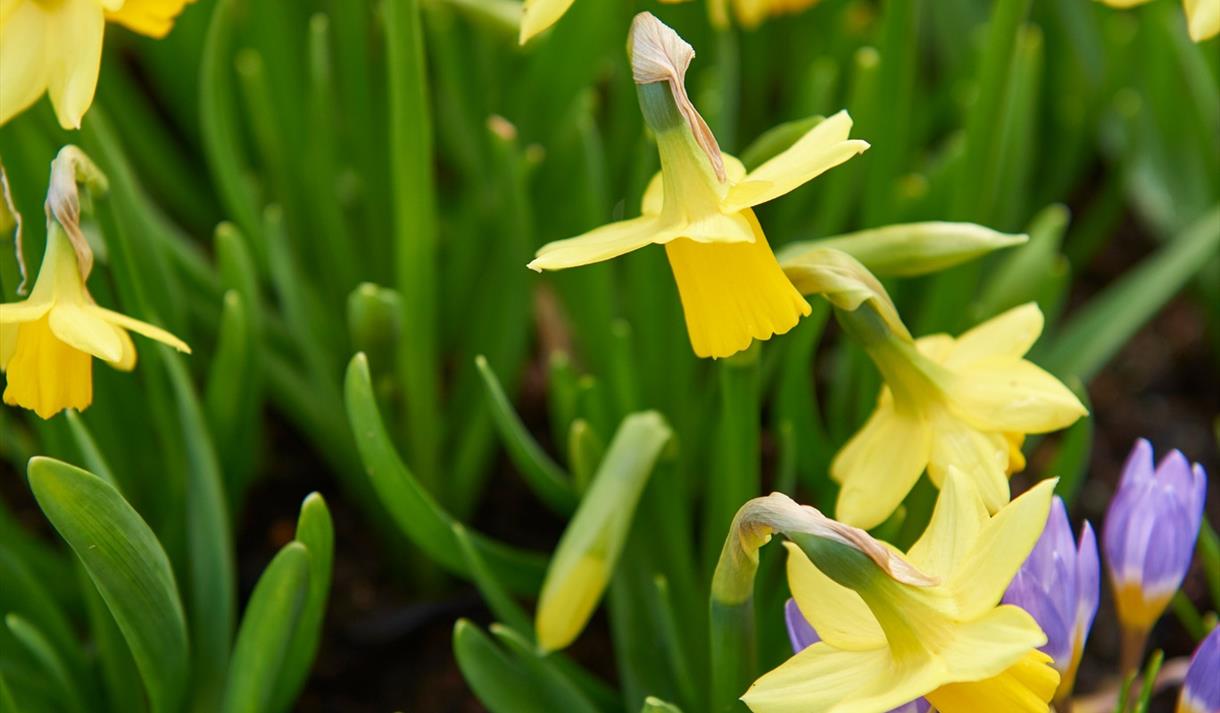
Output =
[
  {"x1": 1, "y1": 147, "x2": 190, "y2": 418},
  {"x1": 831, "y1": 302, "x2": 1086, "y2": 529},
  {"x1": 0, "y1": 0, "x2": 193, "y2": 129},
  {"x1": 529, "y1": 13, "x2": 868, "y2": 359},
  {"x1": 744, "y1": 472, "x2": 1061, "y2": 713}
]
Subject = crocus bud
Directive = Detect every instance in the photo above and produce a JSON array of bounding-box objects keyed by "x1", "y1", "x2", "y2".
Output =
[
  {"x1": 1178, "y1": 626, "x2": 1220, "y2": 713},
  {"x1": 782, "y1": 599, "x2": 930, "y2": 713},
  {"x1": 1002, "y1": 496, "x2": 1099, "y2": 701},
  {"x1": 1103, "y1": 439, "x2": 1207, "y2": 673}
]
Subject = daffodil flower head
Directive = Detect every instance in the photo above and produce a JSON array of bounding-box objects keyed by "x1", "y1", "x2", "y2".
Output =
[
  {"x1": 709, "y1": 0, "x2": 822, "y2": 31},
  {"x1": 0, "y1": 147, "x2": 190, "y2": 419},
  {"x1": 829, "y1": 301, "x2": 1086, "y2": 529},
  {"x1": 0, "y1": 0, "x2": 194, "y2": 129},
  {"x1": 1096, "y1": 0, "x2": 1219, "y2": 42},
  {"x1": 528, "y1": 12, "x2": 869, "y2": 359},
  {"x1": 744, "y1": 471, "x2": 1061, "y2": 713}
]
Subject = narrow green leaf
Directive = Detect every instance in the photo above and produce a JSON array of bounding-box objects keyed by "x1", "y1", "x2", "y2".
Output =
[
  {"x1": 704, "y1": 346, "x2": 761, "y2": 569},
  {"x1": 1133, "y1": 649, "x2": 1163, "y2": 713},
  {"x1": 344, "y1": 353, "x2": 547, "y2": 595},
  {"x1": 452, "y1": 523, "x2": 533, "y2": 638},
  {"x1": 270, "y1": 494, "x2": 335, "y2": 713},
  {"x1": 78, "y1": 564, "x2": 145, "y2": 713},
  {"x1": 221, "y1": 543, "x2": 311, "y2": 713},
  {"x1": 205, "y1": 291, "x2": 260, "y2": 499},
  {"x1": 27, "y1": 457, "x2": 188, "y2": 713},
  {"x1": 4, "y1": 614, "x2": 89, "y2": 713},
  {"x1": 63, "y1": 411, "x2": 118, "y2": 490},
  {"x1": 490, "y1": 625, "x2": 601, "y2": 713},
  {"x1": 1044, "y1": 380, "x2": 1093, "y2": 506},
  {"x1": 453, "y1": 619, "x2": 555, "y2": 713},
  {"x1": 477, "y1": 354, "x2": 577, "y2": 514},
  {"x1": 642, "y1": 698, "x2": 684, "y2": 713}
]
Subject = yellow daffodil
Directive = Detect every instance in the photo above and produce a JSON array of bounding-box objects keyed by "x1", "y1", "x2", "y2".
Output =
[
  {"x1": 1097, "y1": 0, "x2": 1218, "y2": 42},
  {"x1": 744, "y1": 471, "x2": 1061, "y2": 713},
  {"x1": 709, "y1": 0, "x2": 821, "y2": 30},
  {"x1": 0, "y1": 0, "x2": 193, "y2": 129},
  {"x1": 1, "y1": 147, "x2": 189, "y2": 419},
  {"x1": 831, "y1": 302, "x2": 1086, "y2": 530},
  {"x1": 529, "y1": 13, "x2": 868, "y2": 359}
]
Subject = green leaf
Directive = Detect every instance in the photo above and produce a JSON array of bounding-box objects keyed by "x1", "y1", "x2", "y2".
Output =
[
  {"x1": 78, "y1": 565, "x2": 145, "y2": 713},
  {"x1": 1043, "y1": 206, "x2": 1220, "y2": 380},
  {"x1": 453, "y1": 619, "x2": 579, "y2": 713},
  {"x1": 221, "y1": 543, "x2": 311, "y2": 713},
  {"x1": 490, "y1": 625, "x2": 601, "y2": 713},
  {"x1": 642, "y1": 698, "x2": 684, "y2": 713},
  {"x1": 1043, "y1": 379, "x2": 1093, "y2": 506},
  {"x1": 344, "y1": 353, "x2": 547, "y2": 595},
  {"x1": 452, "y1": 522, "x2": 533, "y2": 638},
  {"x1": 27, "y1": 457, "x2": 188, "y2": 713},
  {"x1": 205, "y1": 290, "x2": 260, "y2": 498},
  {"x1": 4, "y1": 614, "x2": 89, "y2": 713},
  {"x1": 270, "y1": 494, "x2": 335, "y2": 713},
  {"x1": 477, "y1": 354, "x2": 577, "y2": 514}
]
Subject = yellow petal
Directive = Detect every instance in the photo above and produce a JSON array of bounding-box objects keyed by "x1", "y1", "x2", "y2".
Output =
[
  {"x1": 519, "y1": 0, "x2": 574, "y2": 44},
  {"x1": 0, "y1": 322, "x2": 17, "y2": 369},
  {"x1": 48, "y1": 303, "x2": 124, "y2": 362},
  {"x1": 0, "y1": 299, "x2": 54, "y2": 324},
  {"x1": 943, "y1": 303, "x2": 1043, "y2": 368},
  {"x1": 45, "y1": 0, "x2": 104, "y2": 130},
  {"x1": 1096, "y1": 0, "x2": 1153, "y2": 7},
  {"x1": 906, "y1": 466, "x2": 988, "y2": 580},
  {"x1": 948, "y1": 479, "x2": 1057, "y2": 618},
  {"x1": 928, "y1": 648, "x2": 1058, "y2": 713},
  {"x1": 742, "y1": 642, "x2": 940, "y2": 713},
  {"x1": 105, "y1": 0, "x2": 192, "y2": 39},
  {"x1": 914, "y1": 333, "x2": 955, "y2": 362},
  {"x1": 1184, "y1": 0, "x2": 1220, "y2": 41},
  {"x1": 723, "y1": 111, "x2": 869, "y2": 212},
  {"x1": 832, "y1": 399, "x2": 931, "y2": 530},
  {"x1": 109, "y1": 326, "x2": 137, "y2": 371},
  {"x1": 529, "y1": 216, "x2": 676, "y2": 271},
  {"x1": 92, "y1": 305, "x2": 190, "y2": 353},
  {"x1": 0, "y1": 1, "x2": 51, "y2": 126},
  {"x1": 665, "y1": 210, "x2": 810, "y2": 359},
  {"x1": 641, "y1": 154, "x2": 748, "y2": 216},
  {"x1": 925, "y1": 410, "x2": 1011, "y2": 514},
  {"x1": 783, "y1": 541, "x2": 885, "y2": 651},
  {"x1": 3, "y1": 317, "x2": 92, "y2": 418},
  {"x1": 535, "y1": 554, "x2": 608, "y2": 652},
  {"x1": 947, "y1": 358, "x2": 1086, "y2": 434}
]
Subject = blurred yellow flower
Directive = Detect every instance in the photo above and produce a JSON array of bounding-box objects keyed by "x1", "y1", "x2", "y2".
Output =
[
  {"x1": 0, "y1": 0, "x2": 193, "y2": 129},
  {"x1": 1097, "y1": 0, "x2": 1218, "y2": 42},
  {"x1": 744, "y1": 472, "x2": 1060, "y2": 713},
  {"x1": 529, "y1": 13, "x2": 868, "y2": 359},
  {"x1": 710, "y1": 0, "x2": 821, "y2": 30},
  {"x1": 833, "y1": 303, "x2": 1085, "y2": 529}
]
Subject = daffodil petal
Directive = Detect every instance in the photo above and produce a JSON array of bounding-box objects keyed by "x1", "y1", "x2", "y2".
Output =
[
  {"x1": 948, "y1": 479, "x2": 1057, "y2": 618},
  {"x1": 0, "y1": 322, "x2": 17, "y2": 369},
  {"x1": 906, "y1": 467, "x2": 988, "y2": 580},
  {"x1": 519, "y1": 0, "x2": 575, "y2": 44},
  {"x1": 742, "y1": 642, "x2": 939, "y2": 713},
  {"x1": 1184, "y1": 0, "x2": 1220, "y2": 41},
  {"x1": 529, "y1": 216, "x2": 676, "y2": 271},
  {"x1": 45, "y1": 0, "x2": 104, "y2": 130},
  {"x1": 948, "y1": 358, "x2": 1086, "y2": 434},
  {"x1": 110, "y1": 326, "x2": 137, "y2": 371},
  {"x1": 3, "y1": 317, "x2": 92, "y2": 418},
  {"x1": 943, "y1": 303, "x2": 1043, "y2": 368},
  {"x1": 914, "y1": 333, "x2": 954, "y2": 362},
  {"x1": 928, "y1": 647, "x2": 1058, "y2": 713},
  {"x1": 0, "y1": 299, "x2": 54, "y2": 324},
  {"x1": 832, "y1": 400, "x2": 931, "y2": 530},
  {"x1": 48, "y1": 303, "x2": 123, "y2": 362},
  {"x1": 783, "y1": 542, "x2": 885, "y2": 651},
  {"x1": 1096, "y1": 0, "x2": 1152, "y2": 8},
  {"x1": 665, "y1": 210, "x2": 810, "y2": 358},
  {"x1": 724, "y1": 111, "x2": 869, "y2": 212},
  {"x1": 90, "y1": 305, "x2": 191, "y2": 353},
  {"x1": 105, "y1": 0, "x2": 192, "y2": 39},
  {"x1": 0, "y1": 1, "x2": 51, "y2": 126},
  {"x1": 641, "y1": 154, "x2": 747, "y2": 216},
  {"x1": 926, "y1": 411, "x2": 1011, "y2": 514}
]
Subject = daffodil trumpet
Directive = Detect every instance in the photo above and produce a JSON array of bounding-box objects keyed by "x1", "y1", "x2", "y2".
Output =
[
  {"x1": 528, "y1": 12, "x2": 868, "y2": 360},
  {"x1": 738, "y1": 471, "x2": 1061, "y2": 713},
  {"x1": 0, "y1": 147, "x2": 190, "y2": 419}
]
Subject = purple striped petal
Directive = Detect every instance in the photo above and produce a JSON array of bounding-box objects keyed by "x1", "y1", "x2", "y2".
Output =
[
  {"x1": 1179, "y1": 627, "x2": 1220, "y2": 713},
  {"x1": 1074, "y1": 521, "x2": 1099, "y2": 645},
  {"x1": 784, "y1": 598, "x2": 819, "y2": 652}
]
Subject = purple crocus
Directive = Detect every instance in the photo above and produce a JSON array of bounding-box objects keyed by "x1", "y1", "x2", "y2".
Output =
[
  {"x1": 1002, "y1": 496, "x2": 1099, "y2": 700},
  {"x1": 1103, "y1": 439, "x2": 1207, "y2": 672},
  {"x1": 784, "y1": 599, "x2": 930, "y2": 713},
  {"x1": 1178, "y1": 626, "x2": 1220, "y2": 713}
]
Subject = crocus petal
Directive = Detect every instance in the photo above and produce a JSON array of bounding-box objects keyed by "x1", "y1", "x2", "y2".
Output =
[
  {"x1": 3, "y1": 317, "x2": 92, "y2": 418},
  {"x1": 1179, "y1": 627, "x2": 1220, "y2": 713},
  {"x1": 529, "y1": 216, "x2": 677, "y2": 271},
  {"x1": 942, "y1": 303, "x2": 1043, "y2": 368},
  {"x1": 784, "y1": 542, "x2": 885, "y2": 651},
  {"x1": 907, "y1": 467, "x2": 988, "y2": 580},
  {"x1": 927, "y1": 649, "x2": 1059, "y2": 713},
  {"x1": 947, "y1": 358, "x2": 1086, "y2": 434},
  {"x1": 0, "y1": 1, "x2": 51, "y2": 126},
  {"x1": 742, "y1": 643, "x2": 941, "y2": 713},
  {"x1": 519, "y1": 0, "x2": 575, "y2": 44},
  {"x1": 783, "y1": 598, "x2": 820, "y2": 652},
  {"x1": 1184, "y1": 0, "x2": 1219, "y2": 41},
  {"x1": 1074, "y1": 521, "x2": 1100, "y2": 649},
  {"x1": 48, "y1": 303, "x2": 123, "y2": 362},
  {"x1": 105, "y1": 0, "x2": 191, "y2": 38},
  {"x1": 91, "y1": 305, "x2": 190, "y2": 354},
  {"x1": 664, "y1": 210, "x2": 810, "y2": 359},
  {"x1": 45, "y1": 0, "x2": 105, "y2": 130},
  {"x1": 833, "y1": 400, "x2": 932, "y2": 530},
  {"x1": 724, "y1": 111, "x2": 869, "y2": 212},
  {"x1": 926, "y1": 410, "x2": 1011, "y2": 514},
  {"x1": 949, "y1": 479, "x2": 1057, "y2": 619}
]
